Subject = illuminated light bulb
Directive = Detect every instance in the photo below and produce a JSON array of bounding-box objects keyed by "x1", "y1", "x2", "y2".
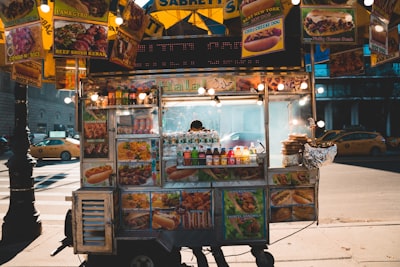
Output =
[
  {"x1": 64, "y1": 97, "x2": 72, "y2": 104},
  {"x1": 292, "y1": 119, "x2": 299, "y2": 125},
  {"x1": 198, "y1": 87, "x2": 206, "y2": 95},
  {"x1": 300, "y1": 81, "x2": 308, "y2": 90},
  {"x1": 317, "y1": 86, "x2": 325, "y2": 94},
  {"x1": 299, "y1": 98, "x2": 307, "y2": 106},
  {"x1": 91, "y1": 93, "x2": 99, "y2": 102},
  {"x1": 207, "y1": 88, "x2": 215, "y2": 95},
  {"x1": 257, "y1": 83, "x2": 265, "y2": 91},
  {"x1": 40, "y1": 0, "x2": 50, "y2": 13},
  {"x1": 115, "y1": 8, "x2": 123, "y2": 26},
  {"x1": 291, "y1": 0, "x2": 300, "y2": 5},
  {"x1": 364, "y1": 0, "x2": 374, "y2": 6},
  {"x1": 277, "y1": 83, "x2": 285, "y2": 91},
  {"x1": 139, "y1": 92, "x2": 147, "y2": 100},
  {"x1": 374, "y1": 24, "x2": 384, "y2": 33},
  {"x1": 317, "y1": 120, "x2": 325, "y2": 128}
]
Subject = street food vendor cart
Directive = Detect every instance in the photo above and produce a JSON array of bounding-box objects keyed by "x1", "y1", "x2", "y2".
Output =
[{"x1": 55, "y1": 68, "x2": 333, "y2": 267}]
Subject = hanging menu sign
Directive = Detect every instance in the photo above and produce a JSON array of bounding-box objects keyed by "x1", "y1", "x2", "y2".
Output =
[{"x1": 53, "y1": 0, "x2": 110, "y2": 22}]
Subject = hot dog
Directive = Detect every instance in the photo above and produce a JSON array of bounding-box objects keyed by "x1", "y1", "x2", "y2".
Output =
[
  {"x1": 303, "y1": 9, "x2": 354, "y2": 36},
  {"x1": 271, "y1": 207, "x2": 291, "y2": 222},
  {"x1": 292, "y1": 189, "x2": 314, "y2": 204},
  {"x1": 167, "y1": 168, "x2": 197, "y2": 181},
  {"x1": 240, "y1": 0, "x2": 275, "y2": 18},
  {"x1": 292, "y1": 206, "x2": 315, "y2": 221},
  {"x1": 243, "y1": 28, "x2": 281, "y2": 52},
  {"x1": 14, "y1": 64, "x2": 40, "y2": 79},
  {"x1": 85, "y1": 165, "x2": 112, "y2": 184},
  {"x1": 271, "y1": 190, "x2": 291, "y2": 206},
  {"x1": 152, "y1": 212, "x2": 179, "y2": 230}
]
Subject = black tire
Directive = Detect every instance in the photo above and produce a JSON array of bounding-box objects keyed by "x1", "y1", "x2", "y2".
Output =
[
  {"x1": 370, "y1": 147, "x2": 381, "y2": 156},
  {"x1": 122, "y1": 242, "x2": 181, "y2": 267},
  {"x1": 60, "y1": 151, "x2": 71, "y2": 161},
  {"x1": 252, "y1": 249, "x2": 274, "y2": 267}
]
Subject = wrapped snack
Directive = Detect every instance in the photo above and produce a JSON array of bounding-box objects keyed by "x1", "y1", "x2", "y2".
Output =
[{"x1": 302, "y1": 143, "x2": 337, "y2": 169}]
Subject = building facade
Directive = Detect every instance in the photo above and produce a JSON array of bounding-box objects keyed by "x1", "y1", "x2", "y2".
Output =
[{"x1": 0, "y1": 71, "x2": 76, "y2": 138}]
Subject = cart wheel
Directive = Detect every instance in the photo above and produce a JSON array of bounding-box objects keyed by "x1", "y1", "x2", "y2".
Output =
[
  {"x1": 122, "y1": 242, "x2": 182, "y2": 267},
  {"x1": 251, "y1": 248, "x2": 274, "y2": 267}
]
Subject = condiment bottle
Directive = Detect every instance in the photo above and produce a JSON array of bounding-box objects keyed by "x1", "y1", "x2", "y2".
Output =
[
  {"x1": 249, "y1": 142, "x2": 257, "y2": 164},
  {"x1": 198, "y1": 146, "x2": 206, "y2": 165},
  {"x1": 227, "y1": 148, "x2": 236, "y2": 165},
  {"x1": 235, "y1": 147, "x2": 242, "y2": 165},
  {"x1": 242, "y1": 146, "x2": 250, "y2": 164},
  {"x1": 191, "y1": 146, "x2": 199, "y2": 165},
  {"x1": 122, "y1": 86, "x2": 129, "y2": 105},
  {"x1": 129, "y1": 86, "x2": 137, "y2": 105},
  {"x1": 108, "y1": 87, "x2": 116, "y2": 105},
  {"x1": 184, "y1": 147, "x2": 191, "y2": 166},
  {"x1": 220, "y1": 148, "x2": 227, "y2": 165},
  {"x1": 212, "y1": 147, "x2": 220, "y2": 165},
  {"x1": 176, "y1": 144, "x2": 183, "y2": 166},
  {"x1": 115, "y1": 86, "x2": 122, "y2": 105},
  {"x1": 205, "y1": 147, "x2": 213, "y2": 166}
]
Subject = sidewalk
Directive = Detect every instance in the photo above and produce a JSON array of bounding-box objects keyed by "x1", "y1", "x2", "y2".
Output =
[{"x1": 1, "y1": 221, "x2": 399, "y2": 267}]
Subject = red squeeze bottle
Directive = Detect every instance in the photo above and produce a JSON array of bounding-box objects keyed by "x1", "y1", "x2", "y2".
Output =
[{"x1": 227, "y1": 148, "x2": 236, "y2": 165}]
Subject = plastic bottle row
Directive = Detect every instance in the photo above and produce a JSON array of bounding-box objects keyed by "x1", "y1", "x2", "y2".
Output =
[{"x1": 176, "y1": 145, "x2": 257, "y2": 166}]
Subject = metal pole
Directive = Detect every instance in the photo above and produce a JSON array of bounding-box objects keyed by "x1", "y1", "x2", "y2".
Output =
[{"x1": 1, "y1": 82, "x2": 42, "y2": 243}]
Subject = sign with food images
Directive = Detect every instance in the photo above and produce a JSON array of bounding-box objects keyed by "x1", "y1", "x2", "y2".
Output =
[
  {"x1": 82, "y1": 162, "x2": 114, "y2": 186},
  {"x1": 370, "y1": 27, "x2": 400, "y2": 67},
  {"x1": 110, "y1": 29, "x2": 139, "y2": 69},
  {"x1": 121, "y1": 190, "x2": 213, "y2": 231},
  {"x1": 11, "y1": 60, "x2": 42, "y2": 88},
  {"x1": 154, "y1": 0, "x2": 223, "y2": 10},
  {"x1": 53, "y1": 0, "x2": 110, "y2": 22},
  {"x1": 82, "y1": 108, "x2": 109, "y2": 159},
  {"x1": 53, "y1": 19, "x2": 108, "y2": 58},
  {"x1": 0, "y1": 0, "x2": 40, "y2": 27},
  {"x1": 301, "y1": 7, "x2": 357, "y2": 44},
  {"x1": 369, "y1": 14, "x2": 389, "y2": 55},
  {"x1": 118, "y1": 162, "x2": 160, "y2": 186},
  {"x1": 5, "y1": 22, "x2": 44, "y2": 63},
  {"x1": 240, "y1": 0, "x2": 283, "y2": 28},
  {"x1": 329, "y1": 47, "x2": 364, "y2": 77},
  {"x1": 241, "y1": 17, "x2": 285, "y2": 58},
  {"x1": 223, "y1": 188, "x2": 266, "y2": 240},
  {"x1": 119, "y1": 1, "x2": 149, "y2": 42},
  {"x1": 269, "y1": 187, "x2": 316, "y2": 222}
]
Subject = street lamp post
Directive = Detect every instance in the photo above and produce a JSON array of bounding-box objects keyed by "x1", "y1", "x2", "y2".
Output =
[{"x1": 1, "y1": 82, "x2": 42, "y2": 243}]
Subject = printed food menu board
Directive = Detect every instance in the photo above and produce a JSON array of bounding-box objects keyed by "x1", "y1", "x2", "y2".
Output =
[
  {"x1": 117, "y1": 139, "x2": 160, "y2": 186},
  {"x1": 270, "y1": 188, "x2": 316, "y2": 223},
  {"x1": 83, "y1": 109, "x2": 109, "y2": 159},
  {"x1": 223, "y1": 188, "x2": 266, "y2": 241},
  {"x1": 121, "y1": 190, "x2": 213, "y2": 230}
]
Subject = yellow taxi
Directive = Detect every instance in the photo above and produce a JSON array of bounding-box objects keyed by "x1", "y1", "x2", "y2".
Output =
[
  {"x1": 330, "y1": 131, "x2": 386, "y2": 156},
  {"x1": 30, "y1": 137, "x2": 80, "y2": 160},
  {"x1": 316, "y1": 130, "x2": 344, "y2": 145}
]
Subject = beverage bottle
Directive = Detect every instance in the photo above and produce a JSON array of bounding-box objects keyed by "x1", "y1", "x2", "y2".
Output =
[
  {"x1": 198, "y1": 146, "x2": 206, "y2": 165},
  {"x1": 122, "y1": 86, "x2": 129, "y2": 105},
  {"x1": 183, "y1": 147, "x2": 191, "y2": 166},
  {"x1": 108, "y1": 87, "x2": 116, "y2": 105},
  {"x1": 212, "y1": 147, "x2": 220, "y2": 165},
  {"x1": 235, "y1": 146, "x2": 242, "y2": 165},
  {"x1": 176, "y1": 144, "x2": 184, "y2": 166},
  {"x1": 129, "y1": 87, "x2": 137, "y2": 105},
  {"x1": 227, "y1": 148, "x2": 236, "y2": 165},
  {"x1": 220, "y1": 147, "x2": 227, "y2": 165},
  {"x1": 242, "y1": 146, "x2": 250, "y2": 164},
  {"x1": 249, "y1": 142, "x2": 257, "y2": 164},
  {"x1": 115, "y1": 86, "x2": 122, "y2": 105},
  {"x1": 191, "y1": 146, "x2": 199, "y2": 165},
  {"x1": 205, "y1": 147, "x2": 213, "y2": 166}
]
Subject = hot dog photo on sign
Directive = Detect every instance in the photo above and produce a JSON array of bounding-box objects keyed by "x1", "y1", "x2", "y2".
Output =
[{"x1": 242, "y1": 17, "x2": 284, "y2": 58}]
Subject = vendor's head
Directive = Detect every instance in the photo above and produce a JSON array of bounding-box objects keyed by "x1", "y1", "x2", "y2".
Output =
[{"x1": 190, "y1": 120, "x2": 203, "y2": 131}]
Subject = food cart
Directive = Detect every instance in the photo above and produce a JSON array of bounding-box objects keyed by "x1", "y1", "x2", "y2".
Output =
[{"x1": 52, "y1": 65, "x2": 334, "y2": 267}]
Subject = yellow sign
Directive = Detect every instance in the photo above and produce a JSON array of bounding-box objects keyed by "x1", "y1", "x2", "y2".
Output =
[
  {"x1": 223, "y1": 0, "x2": 240, "y2": 20},
  {"x1": 155, "y1": 0, "x2": 224, "y2": 11}
]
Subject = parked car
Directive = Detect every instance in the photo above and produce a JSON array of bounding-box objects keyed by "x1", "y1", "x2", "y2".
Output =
[
  {"x1": 316, "y1": 130, "x2": 344, "y2": 144},
  {"x1": 0, "y1": 136, "x2": 9, "y2": 155},
  {"x1": 29, "y1": 133, "x2": 48, "y2": 144},
  {"x1": 330, "y1": 131, "x2": 386, "y2": 156},
  {"x1": 30, "y1": 137, "x2": 80, "y2": 160},
  {"x1": 220, "y1": 132, "x2": 265, "y2": 149}
]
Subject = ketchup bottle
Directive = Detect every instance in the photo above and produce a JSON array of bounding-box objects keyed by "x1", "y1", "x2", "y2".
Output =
[{"x1": 227, "y1": 148, "x2": 235, "y2": 165}]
